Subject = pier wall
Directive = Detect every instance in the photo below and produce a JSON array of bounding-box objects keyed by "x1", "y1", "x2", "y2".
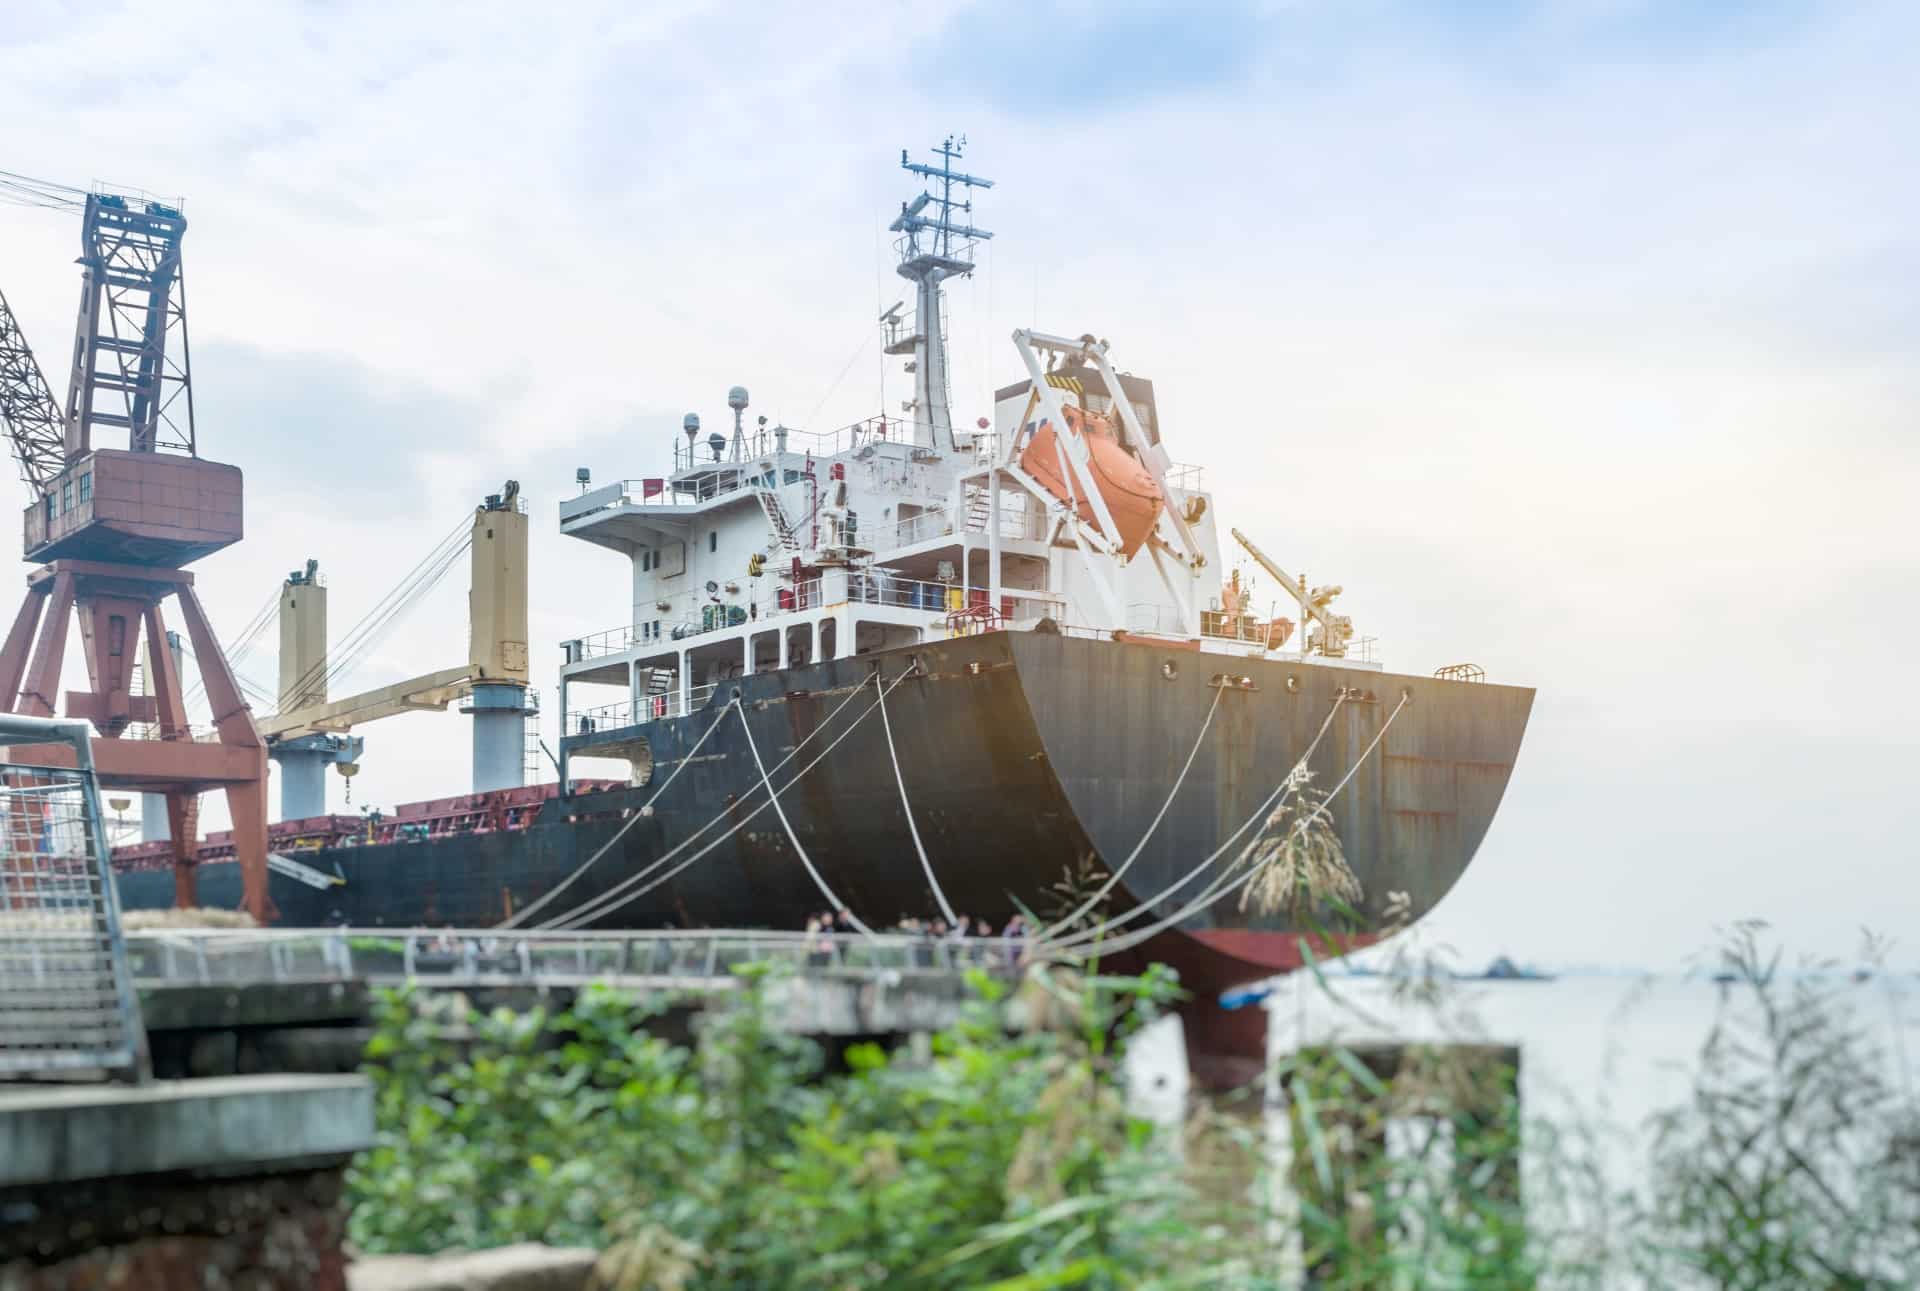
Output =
[{"x1": 0, "y1": 1075, "x2": 372, "y2": 1291}]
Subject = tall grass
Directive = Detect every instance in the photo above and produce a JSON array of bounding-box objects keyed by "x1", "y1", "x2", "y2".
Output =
[{"x1": 345, "y1": 927, "x2": 1919, "y2": 1289}]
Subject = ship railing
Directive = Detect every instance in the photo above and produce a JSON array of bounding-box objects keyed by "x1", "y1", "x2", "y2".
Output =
[
  {"x1": 1005, "y1": 592, "x2": 1068, "y2": 624},
  {"x1": 568, "y1": 579, "x2": 1065, "y2": 669},
  {"x1": 1198, "y1": 613, "x2": 1274, "y2": 647},
  {"x1": 626, "y1": 415, "x2": 956, "y2": 501},
  {"x1": 1164, "y1": 462, "x2": 1206, "y2": 492},
  {"x1": 121, "y1": 927, "x2": 1031, "y2": 987},
  {"x1": 860, "y1": 500, "x2": 1038, "y2": 554},
  {"x1": 569, "y1": 682, "x2": 722, "y2": 732},
  {"x1": 847, "y1": 571, "x2": 955, "y2": 612},
  {"x1": 1128, "y1": 603, "x2": 1190, "y2": 637},
  {"x1": 875, "y1": 506, "x2": 955, "y2": 551},
  {"x1": 568, "y1": 623, "x2": 640, "y2": 661},
  {"x1": 568, "y1": 699, "x2": 637, "y2": 733},
  {"x1": 572, "y1": 582, "x2": 833, "y2": 663}
]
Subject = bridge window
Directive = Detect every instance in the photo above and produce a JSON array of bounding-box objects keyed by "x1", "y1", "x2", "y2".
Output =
[
  {"x1": 77, "y1": 472, "x2": 91, "y2": 504},
  {"x1": 709, "y1": 531, "x2": 718, "y2": 553}
]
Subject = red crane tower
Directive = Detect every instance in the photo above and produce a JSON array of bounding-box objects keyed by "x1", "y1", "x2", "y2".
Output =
[{"x1": 0, "y1": 172, "x2": 271, "y2": 920}]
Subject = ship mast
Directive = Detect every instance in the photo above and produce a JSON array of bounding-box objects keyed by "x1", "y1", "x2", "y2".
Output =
[{"x1": 889, "y1": 137, "x2": 992, "y2": 454}]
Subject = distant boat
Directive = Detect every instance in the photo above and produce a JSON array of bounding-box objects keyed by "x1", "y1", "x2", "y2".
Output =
[{"x1": 1482, "y1": 955, "x2": 1554, "y2": 982}]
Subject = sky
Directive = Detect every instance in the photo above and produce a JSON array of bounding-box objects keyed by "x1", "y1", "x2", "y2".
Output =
[{"x1": 0, "y1": 0, "x2": 1913, "y2": 968}]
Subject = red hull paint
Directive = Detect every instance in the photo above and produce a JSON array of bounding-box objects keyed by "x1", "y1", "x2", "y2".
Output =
[{"x1": 1111, "y1": 928, "x2": 1385, "y2": 1090}]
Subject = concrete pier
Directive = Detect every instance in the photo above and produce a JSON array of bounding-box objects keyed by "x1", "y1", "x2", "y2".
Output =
[{"x1": 0, "y1": 1075, "x2": 373, "y2": 1290}]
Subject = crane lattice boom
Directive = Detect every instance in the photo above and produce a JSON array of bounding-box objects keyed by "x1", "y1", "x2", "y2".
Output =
[{"x1": 0, "y1": 289, "x2": 66, "y2": 488}]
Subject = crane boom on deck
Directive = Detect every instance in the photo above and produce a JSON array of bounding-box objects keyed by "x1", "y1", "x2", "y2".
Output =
[
  {"x1": 258, "y1": 484, "x2": 532, "y2": 816},
  {"x1": 1229, "y1": 526, "x2": 1355, "y2": 658}
]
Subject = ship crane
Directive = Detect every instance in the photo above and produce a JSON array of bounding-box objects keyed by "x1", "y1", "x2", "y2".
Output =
[
  {"x1": 0, "y1": 169, "x2": 276, "y2": 919},
  {"x1": 1230, "y1": 526, "x2": 1355, "y2": 658},
  {"x1": 256, "y1": 482, "x2": 530, "y2": 816}
]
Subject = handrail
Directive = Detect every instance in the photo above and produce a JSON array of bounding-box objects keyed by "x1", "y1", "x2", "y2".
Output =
[
  {"x1": 565, "y1": 580, "x2": 1068, "y2": 671},
  {"x1": 122, "y1": 926, "x2": 1031, "y2": 985},
  {"x1": 568, "y1": 682, "x2": 720, "y2": 732}
]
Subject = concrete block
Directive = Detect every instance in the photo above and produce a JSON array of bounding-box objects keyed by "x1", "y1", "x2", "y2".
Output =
[
  {"x1": 348, "y1": 1243, "x2": 598, "y2": 1291},
  {"x1": 0, "y1": 1073, "x2": 373, "y2": 1188}
]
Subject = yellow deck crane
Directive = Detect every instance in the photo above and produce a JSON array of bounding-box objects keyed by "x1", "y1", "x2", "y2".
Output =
[
  {"x1": 257, "y1": 482, "x2": 530, "y2": 819},
  {"x1": 1229, "y1": 527, "x2": 1355, "y2": 658}
]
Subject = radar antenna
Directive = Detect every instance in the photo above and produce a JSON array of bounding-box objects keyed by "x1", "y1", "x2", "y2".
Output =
[{"x1": 889, "y1": 137, "x2": 992, "y2": 454}]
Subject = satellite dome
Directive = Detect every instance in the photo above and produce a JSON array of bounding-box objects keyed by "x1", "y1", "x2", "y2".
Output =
[
  {"x1": 727, "y1": 386, "x2": 750, "y2": 410},
  {"x1": 683, "y1": 413, "x2": 701, "y2": 433}
]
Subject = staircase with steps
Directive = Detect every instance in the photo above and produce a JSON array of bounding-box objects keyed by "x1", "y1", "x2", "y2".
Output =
[
  {"x1": 756, "y1": 489, "x2": 801, "y2": 552},
  {"x1": 964, "y1": 484, "x2": 991, "y2": 534}
]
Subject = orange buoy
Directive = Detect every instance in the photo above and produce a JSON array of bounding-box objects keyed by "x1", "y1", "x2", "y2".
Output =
[{"x1": 1019, "y1": 406, "x2": 1164, "y2": 559}]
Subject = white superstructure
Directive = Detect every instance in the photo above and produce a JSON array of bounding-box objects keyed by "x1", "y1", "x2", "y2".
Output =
[{"x1": 556, "y1": 143, "x2": 1376, "y2": 739}]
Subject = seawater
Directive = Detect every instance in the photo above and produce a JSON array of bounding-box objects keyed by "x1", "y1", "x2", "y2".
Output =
[
  {"x1": 1266, "y1": 972, "x2": 1920, "y2": 1158},
  {"x1": 1123, "y1": 970, "x2": 1920, "y2": 1283}
]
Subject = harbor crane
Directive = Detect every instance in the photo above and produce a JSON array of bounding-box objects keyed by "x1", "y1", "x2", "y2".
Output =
[
  {"x1": 1229, "y1": 527, "x2": 1355, "y2": 658},
  {"x1": 256, "y1": 483, "x2": 531, "y2": 818},
  {"x1": 0, "y1": 170, "x2": 273, "y2": 919}
]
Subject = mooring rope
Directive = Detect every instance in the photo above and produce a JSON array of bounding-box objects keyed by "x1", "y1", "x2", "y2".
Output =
[
  {"x1": 502, "y1": 696, "x2": 735, "y2": 928},
  {"x1": 1035, "y1": 683, "x2": 1225, "y2": 942},
  {"x1": 1039, "y1": 690, "x2": 1353, "y2": 953},
  {"x1": 543, "y1": 670, "x2": 913, "y2": 930},
  {"x1": 1054, "y1": 692, "x2": 1410, "y2": 961},
  {"x1": 874, "y1": 660, "x2": 961, "y2": 928},
  {"x1": 532, "y1": 676, "x2": 883, "y2": 930},
  {"x1": 737, "y1": 678, "x2": 880, "y2": 939}
]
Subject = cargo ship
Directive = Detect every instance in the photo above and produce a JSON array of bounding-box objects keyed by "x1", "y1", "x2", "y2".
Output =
[{"x1": 113, "y1": 142, "x2": 1534, "y2": 1071}]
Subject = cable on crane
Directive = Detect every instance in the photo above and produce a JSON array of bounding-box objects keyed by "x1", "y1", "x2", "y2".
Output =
[
  {"x1": 315, "y1": 520, "x2": 471, "y2": 694},
  {"x1": 1045, "y1": 693, "x2": 1408, "y2": 961},
  {"x1": 1039, "y1": 691, "x2": 1352, "y2": 953},
  {"x1": 183, "y1": 586, "x2": 281, "y2": 710},
  {"x1": 539, "y1": 671, "x2": 910, "y2": 931},
  {"x1": 267, "y1": 513, "x2": 472, "y2": 718},
  {"x1": 1034, "y1": 683, "x2": 1224, "y2": 942},
  {"x1": 278, "y1": 516, "x2": 470, "y2": 707},
  {"x1": 0, "y1": 171, "x2": 89, "y2": 211},
  {"x1": 323, "y1": 539, "x2": 470, "y2": 691},
  {"x1": 174, "y1": 644, "x2": 276, "y2": 721}
]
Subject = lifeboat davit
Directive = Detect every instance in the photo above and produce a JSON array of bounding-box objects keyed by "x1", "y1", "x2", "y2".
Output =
[{"x1": 1018, "y1": 406, "x2": 1164, "y2": 559}]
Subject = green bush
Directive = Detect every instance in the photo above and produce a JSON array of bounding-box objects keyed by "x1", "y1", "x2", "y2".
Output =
[{"x1": 347, "y1": 932, "x2": 1920, "y2": 1289}]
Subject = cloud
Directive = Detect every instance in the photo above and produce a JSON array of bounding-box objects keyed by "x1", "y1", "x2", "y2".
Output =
[{"x1": 0, "y1": 0, "x2": 1913, "y2": 964}]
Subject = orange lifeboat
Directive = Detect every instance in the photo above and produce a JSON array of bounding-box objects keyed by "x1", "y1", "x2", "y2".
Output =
[{"x1": 1018, "y1": 405, "x2": 1164, "y2": 559}]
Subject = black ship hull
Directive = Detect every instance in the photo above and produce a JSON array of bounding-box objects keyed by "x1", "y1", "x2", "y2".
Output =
[{"x1": 116, "y1": 631, "x2": 1534, "y2": 998}]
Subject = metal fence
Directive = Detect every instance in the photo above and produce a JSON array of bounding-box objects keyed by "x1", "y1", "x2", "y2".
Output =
[
  {"x1": 124, "y1": 927, "x2": 1032, "y2": 987},
  {"x1": 0, "y1": 716, "x2": 146, "y2": 1080}
]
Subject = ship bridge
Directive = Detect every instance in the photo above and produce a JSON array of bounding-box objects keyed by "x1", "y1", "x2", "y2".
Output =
[{"x1": 554, "y1": 407, "x2": 1070, "y2": 777}]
